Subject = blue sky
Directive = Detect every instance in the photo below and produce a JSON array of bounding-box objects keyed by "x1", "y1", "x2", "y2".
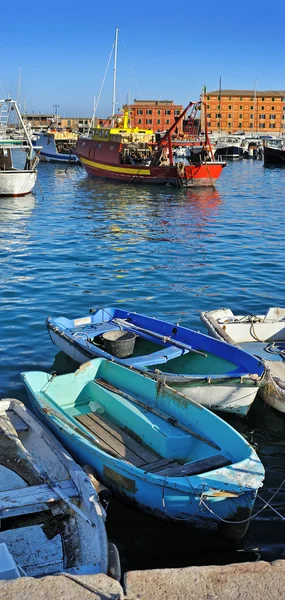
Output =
[{"x1": 1, "y1": 0, "x2": 284, "y2": 118}]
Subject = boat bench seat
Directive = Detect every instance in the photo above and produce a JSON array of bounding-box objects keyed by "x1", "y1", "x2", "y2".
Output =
[{"x1": 154, "y1": 453, "x2": 232, "y2": 477}]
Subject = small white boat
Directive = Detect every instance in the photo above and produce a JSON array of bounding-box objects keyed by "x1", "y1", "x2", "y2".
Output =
[
  {"x1": 201, "y1": 307, "x2": 285, "y2": 413},
  {"x1": 0, "y1": 99, "x2": 40, "y2": 196},
  {"x1": 0, "y1": 398, "x2": 120, "y2": 578}
]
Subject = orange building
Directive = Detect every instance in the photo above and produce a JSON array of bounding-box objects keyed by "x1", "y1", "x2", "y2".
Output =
[
  {"x1": 201, "y1": 90, "x2": 285, "y2": 134},
  {"x1": 124, "y1": 99, "x2": 183, "y2": 133}
]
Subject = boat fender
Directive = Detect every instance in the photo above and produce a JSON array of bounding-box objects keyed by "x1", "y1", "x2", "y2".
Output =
[{"x1": 83, "y1": 464, "x2": 112, "y2": 510}]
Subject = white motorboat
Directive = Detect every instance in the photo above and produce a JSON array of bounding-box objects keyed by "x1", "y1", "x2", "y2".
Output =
[
  {"x1": 0, "y1": 398, "x2": 120, "y2": 578},
  {"x1": 0, "y1": 99, "x2": 40, "y2": 196},
  {"x1": 201, "y1": 307, "x2": 285, "y2": 413}
]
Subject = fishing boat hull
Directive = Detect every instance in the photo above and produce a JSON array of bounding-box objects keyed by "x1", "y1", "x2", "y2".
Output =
[
  {"x1": 0, "y1": 398, "x2": 113, "y2": 578},
  {"x1": 46, "y1": 307, "x2": 266, "y2": 416},
  {"x1": 22, "y1": 359, "x2": 265, "y2": 541},
  {"x1": 0, "y1": 170, "x2": 37, "y2": 196},
  {"x1": 201, "y1": 307, "x2": 285, "y2": 413},
  {"x1": 76, "y1": 139, "x2": 225, "y2": 187}
]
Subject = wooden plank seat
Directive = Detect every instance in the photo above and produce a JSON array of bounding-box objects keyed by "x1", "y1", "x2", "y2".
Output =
[
  {"x1": 155, "y1": 454, "x2": 232, "y2": 477},
  {"x1": 76, "y1": 411, "x2": 160, "y2": 468},
  {"x1": 0, "y1": 479, "x2": 79, "y2": 511}
]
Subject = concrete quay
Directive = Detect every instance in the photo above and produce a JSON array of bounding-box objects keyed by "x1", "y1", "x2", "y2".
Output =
[{"x1": 2, "y1": 560, "x2": 285, "y2": 600}]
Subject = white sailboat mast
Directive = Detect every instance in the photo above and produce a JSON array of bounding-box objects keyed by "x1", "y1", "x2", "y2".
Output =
[{"x1": 112, "y1": 27, "x2": 119, "y2": 127}]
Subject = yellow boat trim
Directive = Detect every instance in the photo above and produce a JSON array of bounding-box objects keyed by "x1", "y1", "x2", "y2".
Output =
[{"x1": 81, "y1": 156, "x2": 151, "y2": 175}]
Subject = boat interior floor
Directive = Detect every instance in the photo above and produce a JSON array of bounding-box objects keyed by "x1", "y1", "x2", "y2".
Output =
[{"x1": 75, "y1": 408, "x2": 230, "y2": 477}]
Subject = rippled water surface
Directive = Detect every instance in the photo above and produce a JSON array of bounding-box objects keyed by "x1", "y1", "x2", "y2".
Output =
[{"x1": 1, "y1": 159, "x2": 285, "y2": 571}]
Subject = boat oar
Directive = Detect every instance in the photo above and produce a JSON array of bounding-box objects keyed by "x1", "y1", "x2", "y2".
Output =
[
  {"x1": 95, "y1": 378, "x2": 220, "y2": 451},
  {"x1": 112, "y1": 318, "x2": 207, "y2": 357}
]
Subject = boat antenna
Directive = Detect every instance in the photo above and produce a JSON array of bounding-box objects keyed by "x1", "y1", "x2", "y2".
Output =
[{"x1": 112, "y1": 27, "x2": 119, "y2": 127}]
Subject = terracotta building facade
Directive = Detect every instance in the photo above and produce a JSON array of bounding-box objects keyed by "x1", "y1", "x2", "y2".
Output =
[
  {"x1": 201, "y1": 90, "x2": 285, "y2": 134},
  {"x1": 124, "y1": 100, "x2": 183, "y2": 132}
]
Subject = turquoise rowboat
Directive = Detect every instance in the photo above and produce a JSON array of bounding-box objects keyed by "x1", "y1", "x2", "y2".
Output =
[{"x1": 22, "y1": 358, "x2": 264, "y2": 541}]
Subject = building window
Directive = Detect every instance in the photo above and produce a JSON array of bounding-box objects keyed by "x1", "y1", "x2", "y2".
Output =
[
  {"x1": 228, "y1": 122, "x2": 231, "y2": 128},
  {"x1": 138, "y1": 119, "x2": 142, "y2": 124},
  {"x1": 259, "y1": 115, "x2": 265, "y2": 119},
  {"x1": 207, "y1": 104, "x2": 210, "y2": 109},
  {"x1": 215, "y1": 113, "x2": 221, "y2": 118},
  {"x1": 229, "y1": 105, "x2": 232, "y2": 109},
  {"x1": 270, "y1": 114, "x2": 276, "y2": 119},
  {"x1": 67, "y1": 120, "x2": 71, "y2": 126},
  {"x1": 239, "y1": 114, "x2": 242, "y2": 118},
  {"x1": 146, "y1": 109, "x2": 152, "y2": 115},
  {"x1": 250, "y1": 105, "x2": 253, "y2": 110},
  {"x1": 218, "y1": 95, "x2": 220, "y2": 100},
  {"x1": 137, "y1": 109, "x2": 143, "y2": 115},
  {"x1": 146, "y1": 119, "x2": 152, "y2": 124},
  {"x1": 166, "y1": 119, "x2": 170, "y2": 124},
  {"x1": 207, "y1": 113, "x2": 211, "y2": 118},
  {"x1": 240, "y1": 105, "x2": 242, "y2": 109},
  {"x1": 240, "y1": 97, "x2": 242, "y2": 101},
  {"x1": 229, "y1": 96, "x2": 231, "y2": 100},
  {"x1": 250, "y1": 123, "x2": 253, "y2": 128},
  {"x1": 217, "y1": 104, "x2": 220, "y2": 109},
  {"x1": 272, "y1": 97, "x2": 275, "y2": 101},
  {"x1": 262, "y1": 97, "x2": 264, "y2": 101},
  {"x1": 174, "y1": 110, "x2": 180, "y2": 115},
  {"x1": 207, "y1": 96, "x2": 210, "y2": 100},
  {"x1": 261, "y1": 106, "x2": 264, "y2": 110},
  {"x1": 238, "y1": 122, "x2": 242, "y2": 128},
  {"x1": 250, "y1": 115, "x2": 253, "y2": 119},
  {"x1": 228, "y1": 113, "x2": 232, "y2": 118},
  {"x1": 272, "y1": 106, "x2": 275, "y2": 110},
  {"x1": 269, "y1": 124, "x2": 276, "y2": 128},
  {"x1": 157, "y1": 119, "x2": 160, "y2": 124},
  {"x1": 157, "y1": 110, "x2": 161, "y2": 115},
  {"x1": 165, "y1": 110, "x2": 171, "y2": 115},
  {"x1": 250, "y1": 96, "x2": 253, "y2": 101},
  {"x1": 259, "y1": 123, "x2": 265, "y2": 128}
]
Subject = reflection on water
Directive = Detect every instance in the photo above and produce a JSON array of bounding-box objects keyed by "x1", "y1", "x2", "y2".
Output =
[
  {"x1": 1, "y1": 160, "x2": 285, "y2": 569},
  {"x1": 0, "y1": 193, "x2": 36, "y2": 221}
]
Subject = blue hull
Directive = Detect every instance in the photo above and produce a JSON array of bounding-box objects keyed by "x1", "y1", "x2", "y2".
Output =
[{"x1": 22, "y1": 359, "x2": 265, "y2": 540}]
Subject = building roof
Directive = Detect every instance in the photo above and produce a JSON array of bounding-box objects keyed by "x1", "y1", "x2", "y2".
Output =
[
  {"x1": 205, "y1": 90, "x2": 285, "y2": 97},
  {"x1": 133, "y1": 99, "x2": 175, "y2": 105}
]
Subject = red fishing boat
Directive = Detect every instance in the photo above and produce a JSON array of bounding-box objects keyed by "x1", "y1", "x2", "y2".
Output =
[
  {"x1": 76, "y1": 101, "x2": 225, "y2": 187},
  {"x1": 76, "y1": 30, "x2": 226, "y2": 187}
]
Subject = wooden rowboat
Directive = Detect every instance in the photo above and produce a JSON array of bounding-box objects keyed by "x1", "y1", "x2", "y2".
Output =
[
  {"x1": 0, "y1": 398, "x2": 120, "y2": 579},
  {"x1": 22, "y1": 359, "x2": 265, "y2": 541}
]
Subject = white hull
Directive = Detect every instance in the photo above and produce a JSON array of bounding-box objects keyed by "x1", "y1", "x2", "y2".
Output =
[
  {"x1": 201, "y1": 307, "x2": 285, "y2": 413},
  {"x1": 49, "y1": 330, "x2": 258, "y2": 416},
  {"x1": 0, "y1": 170, "x2": 37, "y2": 196}
]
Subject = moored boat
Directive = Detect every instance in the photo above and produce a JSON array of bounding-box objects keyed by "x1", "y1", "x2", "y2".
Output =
[
  {"x1": 201, "y1": 307, "x2": 285, "y2": 413},
  {"x1": 0, "y1": 99, "x2": 40, "y2": 196},
  {"x1": 46, "y1": 306, "x2": 267, "y2": 416},
  {"x1": 263, "y1": 141, "x2": 285, "y2": 166},
  {"x1": 21, "y1": 359, "x2": 265, "y2": 541},
  {"x1": 33, "y1": 130, "x2": 80, "y2": 163},
  {"x1": 0, "y1": 398, "x2": 119, "y2": 578}
]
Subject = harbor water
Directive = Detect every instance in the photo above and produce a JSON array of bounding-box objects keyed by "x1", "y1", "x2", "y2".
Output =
[{"x1": 1, "y1": 158, "x2": 285, "y2": 571}]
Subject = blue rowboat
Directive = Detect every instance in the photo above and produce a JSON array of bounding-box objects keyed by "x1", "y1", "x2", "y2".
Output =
[
  {"x1": 46, "y1": 307, "x2": 267, "y2": 416},
  {"x1": 21, "y1": 359, "x2": 264, "y2": 541}
]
